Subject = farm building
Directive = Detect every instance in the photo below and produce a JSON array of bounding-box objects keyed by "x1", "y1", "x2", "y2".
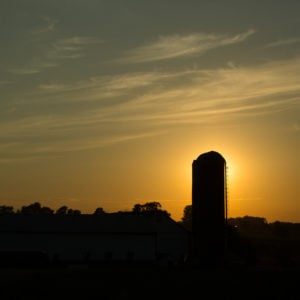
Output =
[{"x1": 0, "y1": 212, "x2": 190, "y2": 266}]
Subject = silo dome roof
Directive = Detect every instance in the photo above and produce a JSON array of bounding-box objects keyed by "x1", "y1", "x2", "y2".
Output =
[{"x1": 196, "y1": 151, "x2": 226, "y2": 163}]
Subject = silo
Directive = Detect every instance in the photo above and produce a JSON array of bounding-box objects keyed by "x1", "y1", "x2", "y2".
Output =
[{"x1": 192, "y1": 151, "x2": 227, "y2": 263}]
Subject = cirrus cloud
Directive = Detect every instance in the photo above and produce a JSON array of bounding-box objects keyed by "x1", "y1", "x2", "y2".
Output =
[{"x1": 120, "y1": 29, "x2": 255, "y2": 63}]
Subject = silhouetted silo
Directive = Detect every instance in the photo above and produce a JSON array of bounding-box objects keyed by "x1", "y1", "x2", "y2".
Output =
[{"x1": 192, "y1": 150, "x2": 227, "y2": 263}]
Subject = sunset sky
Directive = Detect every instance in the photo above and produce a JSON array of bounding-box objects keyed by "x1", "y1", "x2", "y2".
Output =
[{"x1": 0, "y1": 0, "x2": 299, "y2": 222}]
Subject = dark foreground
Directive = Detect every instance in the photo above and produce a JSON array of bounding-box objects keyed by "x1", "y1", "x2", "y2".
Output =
[{"x1": 0, "y1": 264, "x2": 299, "y2": 300}]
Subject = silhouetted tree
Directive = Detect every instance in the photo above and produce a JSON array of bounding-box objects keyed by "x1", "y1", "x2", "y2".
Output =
[
  {"x1": 67, "y1": 208, "x2": 81, "y2": 215},
  {"x1": 143, "y1": 201, "x2": 162, "y2": 211},
  {"x1": 40, "y1": 206, "x2": 54, "y2": 214},
  {"x1": 0, "y1": 205, "x2": 14, "y2": 214},
  {"x1": 228, "y1": 216, "x2": 270, "y2": 238},
  {"x1": 132, "y1": 202, "x2": 170, "y2": 217},
  {"x1": 93, "y1": 207, "x2": 106, "y2": 215},
  {"x1": 55, "y1": 206, "x2": 81, "y2": 215},
  {"x1": 180, "y1": 205, "x2": 192, "y2": 231},
  {"x1": 132, "y1": 204, "x2": 142, "y2": 213},
  {"x1": 19, "y1": 202, "x2": 53, "y2": 215},
  {"x1": 19, "y1": 202, "x2": 41, "y2": 214},
  {"x1": 132, "y1": 201, "x2": 161, "y2": 212},
  {"x1": 55, "y1": 206, "x2": 68, "y2": 215},
  {"x1": 269, "y1": 221, "x2": 292, "y2": 238}
]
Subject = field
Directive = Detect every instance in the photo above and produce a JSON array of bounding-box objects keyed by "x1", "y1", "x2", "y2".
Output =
[{"x1": 0, "y1": 264, "x2": 299, "y2": 300}]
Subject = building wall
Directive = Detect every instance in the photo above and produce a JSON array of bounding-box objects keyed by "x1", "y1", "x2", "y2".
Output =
[
  {"x1": 0, "y1": 216, "x2": 190, "y2": 265},
  {"x1": 0, "y1": 232, "x2": 157, "y2": 262}
]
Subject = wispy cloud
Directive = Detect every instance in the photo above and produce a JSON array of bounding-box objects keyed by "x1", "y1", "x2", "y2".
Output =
[
  {"x1": 31, "y1": 16, "x2": 59, "y2": 34},
  {"x1": 2, "y1": 55, "x2": 300, "y2": 161},
  {"x1": 0, "y1": 124, "x2": 167, "y2": 161},
  {"x1": 85, "y1": 57, "x2": 300, "y2": 124},
  {"x1": 38, "y1": 71, "x2": 166, "y2": 94},
  {"x1": 47, "y1": 37, "x2": 100, "y2": 60},
  {"x1": 120, "y1": 29, "x2": 255, "y2": 63},
  {"x1": 9, "y1": 36, "x2": 100, "y2": 75},
  {"x1": 36, "y1": 71, "x2": 181, "y2": 103},
  {"x1": 32, "y1": 56, "x2": 300, "y2": 124},
  {"x1": 267, "y1": 37, "x2": 300, "y2": 48},
  {"x1": 9, "y1": 68, "x2": 42, "y2": 75}
]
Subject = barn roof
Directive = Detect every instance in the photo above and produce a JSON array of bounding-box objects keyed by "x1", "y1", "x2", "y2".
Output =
[{"x1": 0, "y1": 212, "x2": 187, "y2": 234}]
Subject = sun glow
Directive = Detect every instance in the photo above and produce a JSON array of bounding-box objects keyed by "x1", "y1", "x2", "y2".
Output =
[{"x1": 226, "y1": 161, "x2": 235, "y2": 186}]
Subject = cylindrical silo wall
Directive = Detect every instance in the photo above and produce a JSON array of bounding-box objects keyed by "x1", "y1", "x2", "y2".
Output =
[{"x1": 192, "y1": 151, "x2": 226, "y2": 262}]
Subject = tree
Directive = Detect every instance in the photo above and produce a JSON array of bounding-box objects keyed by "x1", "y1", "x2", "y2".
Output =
[
  {"x1": 55, "y1": 206, "x2": 68, "y2": 215},
  {"x1": 228, "y1": 215, "x2": 269, "y2": 238},
  {"x1": 131, "y1": 202, "x2": 170, "y2": 217},
  {"x1": 40, "y1": 206, "x2": 54, "y2": 214},
  {"x1": 180, "y1": 205, "x2": 192, "y2": 231},
  {"x1": 0, "y1": 205, "x2": 14, "y2": 214},
  {"x1": 93, "y1": 207, "x2": 106, "y2": 215},
  {"x1": 132, "y1": 201, "x2": 161, "y2": 213},
  {"x1": 143, "y1": 201, "x2": 162, "y2": 212},
  {"x1": 132, "y1": 204, "x2": 142, "y2": 214},
  {"x1": 19, "y1": 202, "x2": 53, "y2": 214},
  {"x1": 67, "y1": 208, "x2": 81, "y2": 215},
  {"x1": 20, "y1": 202, "x2": 42, "y2": 214}
]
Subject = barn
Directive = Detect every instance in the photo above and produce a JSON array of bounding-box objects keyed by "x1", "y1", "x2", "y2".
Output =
[{"x1": 0, "y1": 212, "x2": 190, "y2": 267}]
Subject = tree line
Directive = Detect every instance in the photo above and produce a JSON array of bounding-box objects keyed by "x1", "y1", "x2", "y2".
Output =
[
  {"x1": 179, "y1": 204, "x2": 300, "y2": 239},
  {"x1": 179, "y1": 204, "x2": 273, "y2": 232},
  {"x1": 0, "y1": 203, "x2": 83, "y2": 215},
  {"x1": 0, "y1": 201, "x2": 170, "y2": 216},
  {"x1": 179, "y1": 204, "x2": 300, "y2": 267}
]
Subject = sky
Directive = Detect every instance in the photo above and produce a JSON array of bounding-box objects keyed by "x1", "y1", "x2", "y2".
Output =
[{"x1": 0, "y1": 0, "x2": 299, "y2": 222}]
